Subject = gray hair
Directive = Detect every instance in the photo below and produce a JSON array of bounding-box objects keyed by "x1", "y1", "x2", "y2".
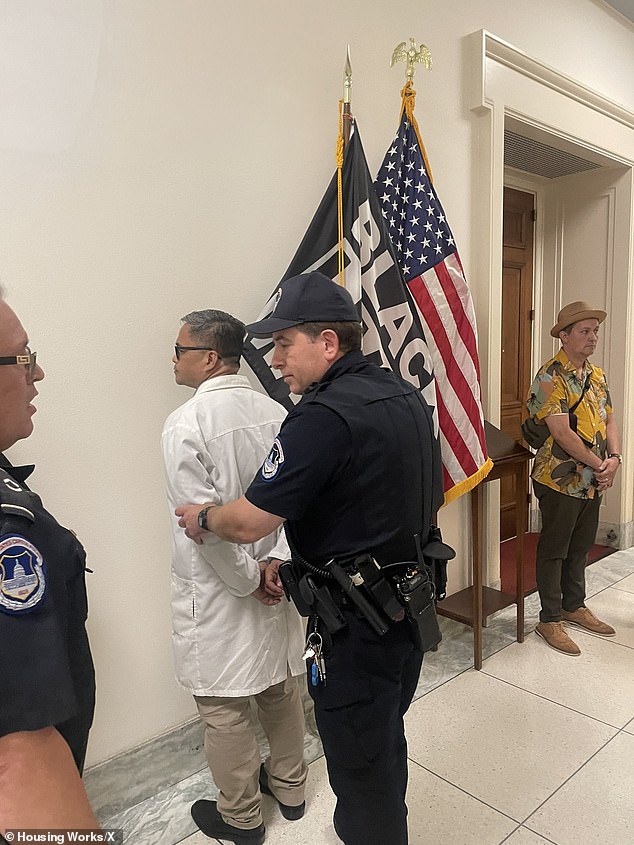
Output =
[{"x1": 181, "y1": 309, "x2": 245, "y2": 364}]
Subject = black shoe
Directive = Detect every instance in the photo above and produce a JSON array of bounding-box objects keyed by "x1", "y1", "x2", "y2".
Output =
[
  {"x1": 190, "y1": 800, "x2": 265, "y2": 845},
  {"x1": 258, "y1": 764, "x2": 305, "y2": 821}
]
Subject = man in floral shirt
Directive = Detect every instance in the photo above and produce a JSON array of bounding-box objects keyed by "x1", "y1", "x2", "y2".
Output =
[{"x1": 526, "y1": 301, "x2": 621, "y2": 655}]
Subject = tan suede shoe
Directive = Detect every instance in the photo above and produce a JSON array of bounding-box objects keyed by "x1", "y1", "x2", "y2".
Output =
[
  {"x1": 535, "y1": 621, "x2": 581, "y2": 656},
  {"x1": 562, "y1": 606, "x2": 616, "y2": 637}
]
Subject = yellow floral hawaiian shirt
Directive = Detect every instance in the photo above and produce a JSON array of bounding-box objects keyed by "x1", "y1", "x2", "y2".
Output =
[{"x1": 526, "y1": 349, "x2": 612, "y2": 499}]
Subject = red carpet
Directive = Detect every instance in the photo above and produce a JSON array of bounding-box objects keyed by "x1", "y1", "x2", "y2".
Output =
[{"x1": 500, "y1": 533, "x2": 614, "y2": 596}]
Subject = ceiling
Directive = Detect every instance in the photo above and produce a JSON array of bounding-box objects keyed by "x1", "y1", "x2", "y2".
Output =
[{"x1": 602, "y1": 0, "x2": 634, "y2": 23}]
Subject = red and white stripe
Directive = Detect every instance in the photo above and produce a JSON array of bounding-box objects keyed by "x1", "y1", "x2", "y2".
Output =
[{"x1": 407, "y1": 252, "x2": 490, "y2": 501}]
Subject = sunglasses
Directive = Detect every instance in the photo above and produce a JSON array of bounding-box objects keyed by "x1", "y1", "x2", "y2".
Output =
[{"x1": 174, "y1": 344, "x2": 219, "y2": 360}]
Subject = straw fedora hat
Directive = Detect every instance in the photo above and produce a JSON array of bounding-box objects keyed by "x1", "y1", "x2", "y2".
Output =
[{"x1": 550, "y1": 301, "x2": 607, "y2": 338}]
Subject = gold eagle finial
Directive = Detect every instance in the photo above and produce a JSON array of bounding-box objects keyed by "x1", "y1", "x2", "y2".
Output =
[{"x1": 390, "y1": 37, "x2": 432, "y2": 82}]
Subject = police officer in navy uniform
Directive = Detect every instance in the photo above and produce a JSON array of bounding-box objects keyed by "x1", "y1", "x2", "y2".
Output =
[
  {"x1": 0, "y1": 291, "x2": 98, "y2": 831},
  {"x1": 177, "y1": 272, "x2": 444, "y2": 845}
]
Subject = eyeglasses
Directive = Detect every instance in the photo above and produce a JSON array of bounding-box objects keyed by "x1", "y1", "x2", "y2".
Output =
[
  {"x1": 0, "y1": 348, "x2": 38, "y2": 380},
  {"x1": 174, "y1": 344, "x2": 218, "y2": 360}
]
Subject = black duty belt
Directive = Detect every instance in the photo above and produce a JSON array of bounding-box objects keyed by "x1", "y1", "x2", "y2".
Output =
[{"x1": 280, "y1": 556, "x2": 411, "y2": 637}]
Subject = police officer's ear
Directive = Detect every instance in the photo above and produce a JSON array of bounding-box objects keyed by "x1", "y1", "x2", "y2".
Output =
[{"x1": 320, "y1": 329, "x2": 341, "y2": 362}]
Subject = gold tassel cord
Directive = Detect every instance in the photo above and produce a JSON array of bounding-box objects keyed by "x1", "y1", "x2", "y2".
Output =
[
  {"x1": 442, "y1": 457, "x2": 493, "y2": 507},
  {"x1": 399, "y1": 81, "x2": 433, "y2": 184},
  {"x1": 336, "y1": 99, "x2": 345, "y2": 287}
]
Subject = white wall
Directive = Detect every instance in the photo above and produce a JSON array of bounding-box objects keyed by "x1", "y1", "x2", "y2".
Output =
[{"x1": 1, "y1": 0, "x2": 633, "y2": 765}]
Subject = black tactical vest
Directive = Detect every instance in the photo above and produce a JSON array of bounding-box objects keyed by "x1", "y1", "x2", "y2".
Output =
[{"x1": 287, "y1": 353, "x2": 443, "y2": 566}]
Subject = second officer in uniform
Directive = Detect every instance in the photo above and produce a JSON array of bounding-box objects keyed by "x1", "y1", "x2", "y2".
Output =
[{"x1": 0, "y1": 290, "x2": 98, "y2": 830}]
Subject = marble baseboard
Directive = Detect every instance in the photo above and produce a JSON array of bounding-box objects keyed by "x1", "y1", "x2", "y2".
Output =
[
  {"x1": 622, "y1": 522, "x2": 634, "y2": 549},
  {"x1": 104, "y1": 766, "x2": 213, "y2": 845},
  {"x1": 99, "y1": 706, "x2": 324, "y2": 844},
  {"x1": 85, "y1": 678, "x2": 322, "y2": 824},
  {"x1": 84, "y1": 718, "x2": 206, "y2": 821},
  {"x1": 597, "y1": 519, "x2": 634, "y2": 550}
]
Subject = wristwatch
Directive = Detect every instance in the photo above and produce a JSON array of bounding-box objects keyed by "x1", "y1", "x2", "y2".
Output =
[
  {"x1": 198, "y1": 506, "x2": 212, "y2": 531},
  {"x1": 608, "y1": 453, "x2": 623, "y2": 465}
]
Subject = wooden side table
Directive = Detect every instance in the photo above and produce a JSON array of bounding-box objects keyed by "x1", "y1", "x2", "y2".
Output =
[{"x1": 437, "y1": 422, "x2": 533, "y2": 669}]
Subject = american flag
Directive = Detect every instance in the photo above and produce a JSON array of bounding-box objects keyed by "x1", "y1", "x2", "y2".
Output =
[{"x1": 376, "y1": 95, "x2": 492, "y2": 502}]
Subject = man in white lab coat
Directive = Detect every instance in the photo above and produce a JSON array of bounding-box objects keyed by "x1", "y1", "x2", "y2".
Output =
[{"x1": 162, "y1": 309, "x2": 306, "y2": 845}]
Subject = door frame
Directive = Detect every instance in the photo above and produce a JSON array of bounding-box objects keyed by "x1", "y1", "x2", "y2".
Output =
[
  {"x1": 468, "y1": 29, "x2": 634, "y2": 570},
  {"x1": 503, "y1": 173, "x2": 544, "y2": 532}
]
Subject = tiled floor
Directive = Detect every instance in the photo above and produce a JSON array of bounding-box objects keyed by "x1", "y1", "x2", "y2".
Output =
[{"x1": 102, "y1": 548, "x2": 634, "y2": 845}]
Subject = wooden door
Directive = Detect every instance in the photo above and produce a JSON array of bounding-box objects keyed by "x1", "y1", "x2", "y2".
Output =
[{"x1": 501, "y1": 187, "x2": 534, "y2": 540}]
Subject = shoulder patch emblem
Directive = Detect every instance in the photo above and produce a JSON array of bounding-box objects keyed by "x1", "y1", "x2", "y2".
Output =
[
  {"x1": 261, "y1": 437, "x2": 285, "y2": 480},
  {"x1": 0, "y1": 534, "x2": 47, "y2": 615}
]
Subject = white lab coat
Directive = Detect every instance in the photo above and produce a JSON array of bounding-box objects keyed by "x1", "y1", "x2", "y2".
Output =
[{"x1": 161, "y1": 374, "x2": 305, "y2": 696}]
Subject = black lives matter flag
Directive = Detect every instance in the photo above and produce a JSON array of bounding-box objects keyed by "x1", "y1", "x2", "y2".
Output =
[{"x1": 243, "y1": 122, "x2": 438, "y2": 428}]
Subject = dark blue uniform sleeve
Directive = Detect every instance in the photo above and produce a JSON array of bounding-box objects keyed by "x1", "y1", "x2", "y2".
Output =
[
  {"x1": 0, "y1": 602, "x2": 78, "y2": 739},
  {"x1": 0, "y1": 464, "x2": 94, "y2": 771},
  {"x1": 245, "y1": 404, "x2": 351, "y2": 521},
  {"x1": 0, "y1": 526, "x2": 87, "y2": 753}
]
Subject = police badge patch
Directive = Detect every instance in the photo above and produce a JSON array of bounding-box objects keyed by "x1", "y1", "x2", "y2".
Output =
[
  {"x1": 0, "y1": 534, "x2": 47, "y2": 615},
  {"x1": 261, "y1": 437, "x2": 285, "y2": 480}
]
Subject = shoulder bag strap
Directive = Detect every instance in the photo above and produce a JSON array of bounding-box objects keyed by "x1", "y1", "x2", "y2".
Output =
[{"x1": 569, "y1": 373, "x2": 592, "y2": 414}]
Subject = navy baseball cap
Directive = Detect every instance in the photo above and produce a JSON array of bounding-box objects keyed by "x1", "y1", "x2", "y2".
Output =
[{"x1": 246, "y1": 272, "x2": 360, "y2": 338}]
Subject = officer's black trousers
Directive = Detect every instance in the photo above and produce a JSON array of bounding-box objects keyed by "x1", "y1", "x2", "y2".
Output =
[{"x1": 309, "y1": 610, "x2": 424, "y2": 845}]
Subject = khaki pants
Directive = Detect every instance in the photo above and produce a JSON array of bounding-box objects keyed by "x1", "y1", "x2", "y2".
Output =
[{"x1": 194, "y1": 674, "x2": 307, "y2": 830}]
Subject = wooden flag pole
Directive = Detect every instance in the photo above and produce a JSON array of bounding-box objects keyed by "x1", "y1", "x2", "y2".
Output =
[
  {"x1": 336, "y1": 45, "x2": 352, "y2": 286},
  {"x1": 343, "y1": 44, "x2": 352, "y2": 147}
]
